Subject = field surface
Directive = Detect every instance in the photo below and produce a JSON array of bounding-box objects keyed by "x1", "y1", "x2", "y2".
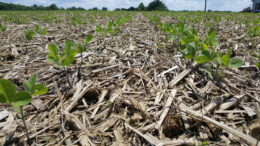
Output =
[{"x1": 0, "y1": 11, "x2": 260, "y2": 145}]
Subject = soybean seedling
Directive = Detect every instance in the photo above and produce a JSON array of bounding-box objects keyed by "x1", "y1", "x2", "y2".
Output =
[
  {"x1": 246, "y1": 25, "x2": 260, "y2": 48},
  {"x1": 34, "y1": 24, "x2": 48, "y2": 44},
  {"x1": 96, "y1": 17, "x2": 130, "y2": 36},
  {"x1": 0, "y1": 75, "x2": 47, "y2": 144},
  {"x1": 195, "y1": 49, "x2": 243, "y2": 83},
  {"x1": 76, "y1": 35, "x2": 94, "y2": 80},
  {"x1": 46, "y1": 41, "x2": 77, "y2": 88},
  {"x1": 23, "y1": 29, "x2": 36, "y2": 54},
  {"x1": 24, "y1": 29, "x2": 36, "y2": 41},
  {"x1": 95, "y1": 25, "x2": 106, "y2": 36},
  {"x1": 0, "y1": 23, "x2": 7, "y2": 32},
  {"x1": 23, "y1": 74, "x2": 48, "y2": 96}
]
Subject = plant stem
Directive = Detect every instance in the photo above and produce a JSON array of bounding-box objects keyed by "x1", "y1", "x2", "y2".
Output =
[
  {"x1": 77, "y1": 52, "x2": 83, "y2": 81},
  {"x1": 215, "y1": 65, "x2": 222, "y2": 87},
  {"x1": 20, "y1": 106, "x2": 31, "y2": 145},
  {"x1": 65, "y1": 67, "x2": 72, "y2": 88}
]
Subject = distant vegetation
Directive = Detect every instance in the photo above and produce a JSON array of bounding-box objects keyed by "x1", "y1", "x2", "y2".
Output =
[
  {"x1": 0, "y1": 2, "x2": 84, "y2": 11},
  {"x1": 0, "y1": 0, "x2": 251, "y2": 12},
  {"x1": 0, "y1": 0, "x2": 169, "y2": 11},
  {"x1": 115, "y1": 0, "x2": 169, "y2": 11},
  {"x1": 146, "y1": 0, "x2": 168, "y2": 11}
]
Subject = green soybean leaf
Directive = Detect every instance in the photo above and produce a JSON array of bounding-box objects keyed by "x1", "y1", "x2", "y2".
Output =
[
  {"x1": 34, "y1": 25, "x2": 48, "y2": 35},
  {"x1": 23, "y1": 74, "x2": 48, "y2": 96},
  {"x1": 34, "y1": 25, "x2": 40, "y2": 33},
  {"x1": 196, "y1": 56, "x2": 210, "y2": 64},
  {"x1": 201, "y1": 50, "x2": 211, "y2": 58},
  {"x1": 32, "y1": 84, "x2": 48, "y2": 96},
  {"x1": 47, "y1": 44, "x2": 59, "y2": 56},
  {"x1": 221, "y1": 50, "x2": 231, "y2": 66},
  {"x1": 76, "y1": 43, "x2": 85, "y2": 53},
  {"x1": 184, "y1": 53, "x2": 195, "y2": 59},
  {"x1": 61, "y1": 55, "x2": 75, "y2": 66},
  {"x1": 0, "y1": 24, "x2": 7, "y2": 32},
  {"x1": 12, "y1": 91, "x2": 32, "y2": 107},
  {"x1": 180, "y1": 38, "x2": 189, "y2": 45},
  {"x1": 229, "y1": 58, "x2": 243, "y2": 69},
  {"x1": 85, "y1": 35, "x2": 94, "y2": 44},
  {"x1": 24, "y1": 29, "x2": 35, "y2": 40},
  {"x1": 41, "y1": 28, "x2": 48, "y2": 35},
  {"x1": 47, "y1": 44, "x2": 60, "y2": 65},
  {"x1": 23, "y1": 74, "x2": 37, "y2": 93},
  {"x1": 0, "y1": 79, "x2": 16, "y2": 103},
  {"x1": 205, "y1": 27, "x2": 218, "y2": 47},
  {"x1": 47, "y1": 44, "x2": 59, "y2": 63},
  {"x1": 202, "y1": 43, "x2": 209, "y2": 50},
  {"x1": 0, "y1": 93, "x2": 6, "y2": 103},
  {"x1": 47, "y1": 56, "x2": 60, "y2": 65},
  {"x1": 96, "y1": 25, "x2": 104, "y2": 34},
  {"x1": 209, "y1": 51, "x2": 217, "y2": 60},
  {"x1": 256, "y1": 62, "x2": 260, "y2": 69},
  {"x1": 64, "y1": 41, "x2": 74, "y2": 54}
]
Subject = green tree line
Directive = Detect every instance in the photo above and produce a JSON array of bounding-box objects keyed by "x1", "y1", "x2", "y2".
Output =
[
  {"x1": 0, "y1": 2, "x2": 85, "y2": 11},
  {"x1": 0, "y1": 0, "x2": 169, "y2": 11}
]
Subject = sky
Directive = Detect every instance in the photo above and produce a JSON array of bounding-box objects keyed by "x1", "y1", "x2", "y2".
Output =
[{"x1": 1, "y1": 0, "x2": 253, "y2": 12}]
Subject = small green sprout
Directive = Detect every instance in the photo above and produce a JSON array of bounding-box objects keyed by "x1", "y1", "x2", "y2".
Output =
[
  {"x1": 76, "y1": 35, "x2": 94, "y2": 80},
  {"x1": 95, "y1": 25, "x2": 106, "y2": 36},
  {"x1": 23, "y1": 74, "x2": 48, "y2": 96},
  {"x1": 196, "y1": 49, "x2": 243, "y2": 81},
  {"x1": 257, "y1": 62, "x2": 260, "y2": 69},
  {"x1": 246, "y1": 25, "x2": 260, "y2": 48},
  {"x1": 96, "y1": 17, "x2": 130, "y2": 36},
  {"x1": 204, "y1": 27, "x2": 218, "y2": 47},
  {"x1": 0, "y1": 75, "x2": 47, "y2": 144},
  {"x1": 47, "y1": 41, "x2": 78, "y2": 87},
  {"x1": 247, "y1": 25, "x2": 260, "y2": 38},
  {"x1": 0, "y1": 23, "x2": 7, "y2": 32},
  {"x1": 47, "y1": 41, "x2": 77, "y2": 67},
  {"x1": 24, "y1": 29, "x2": 36, "y2": 41},
  {"x1": 34, "y1": 24, "x2": 48, "y2": 36},
  {"x1": 0, "y1": 79, "x2": 32, "y2": 111}
]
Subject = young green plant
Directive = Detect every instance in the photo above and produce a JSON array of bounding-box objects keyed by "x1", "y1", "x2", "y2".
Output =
[
  {"x1": 23, "y1": 29, "x2": 36, "y2": 54},
  {"x1": 0, "y1": 23, "x2": 7, "y2": 32},
  {"x1": 34, "y1": 24, "x2": 48, "y2": 44},
  {"x1": 76, "y1": 35, "x2": 94, "y2": 80},
  {"x1": 46, "y1": 41, "x2": 77, "y2": 88},
  {"x1": 196, "y1": 49, "x2": 243, "y2": 84},
  {"x1": 0, "y1": 75, "x2": 47, "y2": 144}
]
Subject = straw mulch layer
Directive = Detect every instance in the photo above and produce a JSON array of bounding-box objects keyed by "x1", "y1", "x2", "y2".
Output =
[{"x1": 0, "y1": 13, "x2": 259, "y2": 146}]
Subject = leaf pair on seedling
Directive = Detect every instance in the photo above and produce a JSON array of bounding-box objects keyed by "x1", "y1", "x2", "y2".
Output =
[
  {"x1": 23, "y1": 25, "x2": 48, "y2": 41},
  {"x1": 34, "y1": 24, "x2": 48, "y2": 36},
  {"x1": 196, "y1": 49, "x2": 243, "y2": 68},
  {"x1": 0, "y1": 74, "x2": 48, "y2": 111},
  {"x1": 96, "y1": 17, "x2": 130, "y2": 36},
  {"x1": 24, "y1": 29, "x2": 36, "y2": 41},
  {"x1": 46, "y1": 35, "x2": 94, "y2": 85},
  {"x1": 47, "y1": 41, "x2": 78, "y2": 67},
  {"x1": 76, "y1": 35, "x2": 94, "y2": 54},
  {"x1": 46, "y1": 36, "x2": 93, "y2": 67},
  {"x1": 76, "y1": 35, "x2": 94, "y2": 79},
  {"x1": 0, "y1": 79, "x2": 31, "y2": 111},
  {"x1": 23, "y1": 74, "x2": 48, "y2": 96},
  {"x1": 0, "y1": 75, "x2": 47, "y2": 144}
]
